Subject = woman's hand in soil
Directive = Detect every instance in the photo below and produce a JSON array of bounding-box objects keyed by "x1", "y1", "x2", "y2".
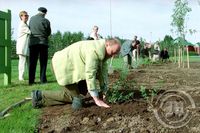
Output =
[{"x1": 92, "y1": 96, "x2": 110, "y2": 108}]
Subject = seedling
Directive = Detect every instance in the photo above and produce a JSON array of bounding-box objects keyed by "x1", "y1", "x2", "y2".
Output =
[{"x1": 106, "y1": 68, "x2": 134, "y2": 103}]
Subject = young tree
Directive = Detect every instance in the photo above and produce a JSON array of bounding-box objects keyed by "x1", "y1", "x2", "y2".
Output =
[
  {"x1": 171, "y1": 0, "x2": 192, "y2": 39},
  {"x1": 171, "y1": 0, "x2": 192, "y2": 68}
]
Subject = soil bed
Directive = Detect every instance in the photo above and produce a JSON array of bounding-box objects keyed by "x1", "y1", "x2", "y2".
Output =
[{"x1": 37, "y1": 63, "x2": 200, "y2": 133}]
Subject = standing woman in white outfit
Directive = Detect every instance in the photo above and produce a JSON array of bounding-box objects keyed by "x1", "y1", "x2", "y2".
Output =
[
  {"x1": 89, "y1": 26, "x2": 102, "y2": 40},
  {"x1": 16, "y1": 11, "x2": 31, "y2": 81}
]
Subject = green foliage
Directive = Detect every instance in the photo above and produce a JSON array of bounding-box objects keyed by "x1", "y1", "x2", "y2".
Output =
[
  {"x1": 106, "y1": 68, "x2": 134, "y2": 103},
  {"x1": 0, "y1": 58, "x2": 199, "y2": 132},
  {"x1": 11, "y1": 39, "x2": 17, "y2": 59},
  {"x1": 171, "y1": 0, "x2": 192, "y2": 38},
  {"x1": 159, "y1": 35, "x2": 175, "y2": 56},
  {"x1": 48, "y1": 31, "x2": 84, "y2": 57},
  {"x1": 160, "y1": 35, "x2": 174, "y2": 49},
  {"x1": 0, "y1": 59, "x2": 59, "y2": 132},
  {"x1": 151, "y1": 88, "x2": 159, "y2": 97},
  {"x1": 139, "y1": 86, "x2": 159, "y2": 100},
  {"x1": 140, "y1": 86, "x2": 149, "y2": 100},
  {"x1": 132, "y1": 58, "x2": 152, "y2": 68},
  {"x1": 106, "y1": 80, "x2": 134, "y2": 103},
  {"x1": 139, "y1": 37, "x2": 146, "y2": 47},
  {"x1": 0, "y1": 103, "x2": 40, "y2": 133},
  {"x1": 119, "y1": 67, "x2": 129, "y2": 81},
  {"x1": 141, "y1": 58, "x2": 152, "y2": 65},
  {"x1": 11, "y1": 31, "x2": 84, "y2": 59},
  {"x1": 112, "y1": 58, "x2": 124, "y2": 70},
  {"x1": 189, "y1": 51, "x2": 199, "y2": 56}
]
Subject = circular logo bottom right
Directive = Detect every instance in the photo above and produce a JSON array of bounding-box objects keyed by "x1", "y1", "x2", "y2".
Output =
[{"x1": 153, "y1": 90, "x2": 196, "y2": 129}]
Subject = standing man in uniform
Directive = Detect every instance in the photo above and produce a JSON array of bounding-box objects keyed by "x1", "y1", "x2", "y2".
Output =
[{"x1": 29, "y1": 7, "x2": 51, "y2": 85}]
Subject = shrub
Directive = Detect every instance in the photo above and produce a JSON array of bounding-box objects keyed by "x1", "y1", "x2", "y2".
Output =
[{"x1": 106, "y1": 68, "x2": 134, "y2": 103}]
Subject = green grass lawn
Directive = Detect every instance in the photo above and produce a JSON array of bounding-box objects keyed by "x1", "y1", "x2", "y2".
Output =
[
  {"x1": 0, "y1": 59, "x2": 60, "y2": 132},
  {"x1": 0, "y1": 58, "x2": 125, "y2": 132},
  {"x1": 172, "y1": 55, "x2": 200, "y2": 62},
  {"x1": 0, "y1": 56, "x2": 199, "y2": 132}
]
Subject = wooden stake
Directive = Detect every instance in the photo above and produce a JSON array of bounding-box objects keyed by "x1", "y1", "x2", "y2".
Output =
[
  {"x1": 182, "y1": 47, "x2": 185, "y2": 68},
  {"x1": 178, "y1": 47, "x2": 181, "y2": 68},
  {"x1": 180, "y1": 48, "x2": 182, "y2": 66},
  {"x1": 174, "y1": 49, "x2": 176, "y2": 63},
  {"x1": 187, "y1": 46, "x2": 190, "y2": 68},
  {"x1": 174, "y1": 48, "x2": 176, "y2": 63}
]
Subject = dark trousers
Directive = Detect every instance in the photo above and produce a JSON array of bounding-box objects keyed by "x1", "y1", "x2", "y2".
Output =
[
  {"x1": 41, "y1": 80, "x2": 88, "y2": 106},
  {"x1": 29, "y1": 45, "x2": 48, "y2": 84}
]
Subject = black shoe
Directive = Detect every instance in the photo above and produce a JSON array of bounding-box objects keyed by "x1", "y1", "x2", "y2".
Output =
[
  {"x1": 40, "y1": 79, "x2": 47, "y2": 84},
  {"x1": 31, "y1": 90, "x2": 43, "y2": 108},
  {"x1": 40, "y1": 81, "x2": 47, "y2": 84},
  {"x1": 29, "y1": 82, "x2": 36, "y2": 86}
]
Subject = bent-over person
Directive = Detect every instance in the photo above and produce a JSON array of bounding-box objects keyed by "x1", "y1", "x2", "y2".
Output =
[{"x1": 31, "y1": 39, "x2": 121, "y2": 109}]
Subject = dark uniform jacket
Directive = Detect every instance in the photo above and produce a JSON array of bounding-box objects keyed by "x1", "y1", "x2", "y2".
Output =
[
  {"x1": 29, "y1": 13, "x2": 51, "y2": 47},
  {"x1": 160, "y1": 50, "x2": 169, "y2": 59},
  {"x1": 132, "y1": 40, "x2": 140, "y2": 50}
]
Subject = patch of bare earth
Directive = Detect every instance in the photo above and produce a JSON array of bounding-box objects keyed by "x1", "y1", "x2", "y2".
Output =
[{"x1": 37, "y1": 63, "x2": 200, "y2": 133}]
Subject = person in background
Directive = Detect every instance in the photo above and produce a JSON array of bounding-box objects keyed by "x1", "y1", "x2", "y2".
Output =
[
  {"x1": 88, "y1": 25, "x2": 102, "y2": 40},
  {"x1": 31, "y1": 39, "x2": 121, "y2": 109},
  {"x1": 132, "y1": 36, "x2": 140, "y2": 62},
  {"x1": 121, "y1": 40, "x2": 133, "y2": 69},
  {"x1": 140, "y1": 43, "x2": 150, "y2": 59},
  {"x1": 152, "y1": 42, "x2": 161, "y2": 62},
  {"x1": 16, "y1": 11, "x2": 31, "y2": 81},
  {"x1": 160, "y1": 48, "x2": 170, "y2": 62},
  {"x1": 29, "y1": 7, "x2": 51, "y2": 85}
]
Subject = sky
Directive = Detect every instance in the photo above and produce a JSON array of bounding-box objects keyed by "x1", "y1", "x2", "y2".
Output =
[{"x1": 1, "y1": 0, "x2": 200, "y2": 43}]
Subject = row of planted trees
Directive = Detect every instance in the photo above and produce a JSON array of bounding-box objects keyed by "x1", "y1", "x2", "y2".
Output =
[
  {"x1": 169, "y1": 0, "x2": 194, "y2": 69},
  {"x1": 171, "y1": 0, "x2": 192, "y2": 69},
  {"x1": 159, "y1": 35, "x2": 192, "y2": 68},
  {"x1": 174, "y1": 38, "x2": 191, "y2": 68}
]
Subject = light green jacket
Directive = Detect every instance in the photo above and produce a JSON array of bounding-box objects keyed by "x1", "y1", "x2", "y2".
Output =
[{"x1": 52, "y1": 39, "x2": 108, "y2": 91}]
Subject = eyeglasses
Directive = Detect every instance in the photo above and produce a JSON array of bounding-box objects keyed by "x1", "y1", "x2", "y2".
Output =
[{"x1": 22, "y1": 14, "x2": 29, "y2": 17}]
